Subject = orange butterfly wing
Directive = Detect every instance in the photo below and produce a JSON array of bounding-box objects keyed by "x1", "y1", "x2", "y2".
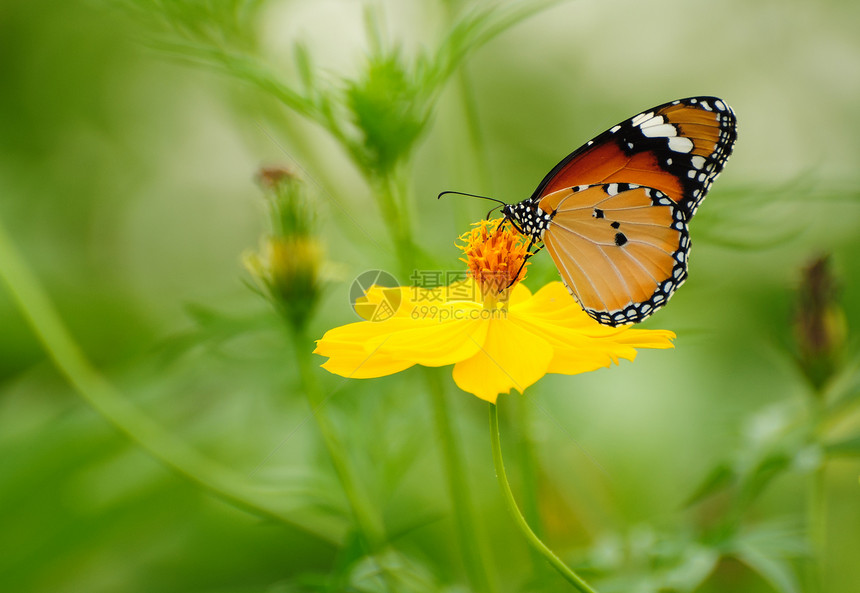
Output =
[
  {"x1": 540, "y1": 184, "x2": 689, "y2": 325},
  {"x1": 532, "y1": 97, "x2": 736, "y2": 217},
  {"x1": 518, "y1": 97, "x2": 736, "y2": 325}
]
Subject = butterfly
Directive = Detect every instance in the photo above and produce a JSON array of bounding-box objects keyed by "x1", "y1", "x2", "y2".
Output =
[{"x1": 493, "y1": 96, "x2": 737, "y2": 326}]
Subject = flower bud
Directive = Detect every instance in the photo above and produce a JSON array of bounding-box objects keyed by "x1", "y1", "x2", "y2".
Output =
[
  {"x1": 246, "y1": 167, "x2": 323, "y2": 331},
  {"x1": 793, "y1": 255, "x2": 846, "y2": 390}
]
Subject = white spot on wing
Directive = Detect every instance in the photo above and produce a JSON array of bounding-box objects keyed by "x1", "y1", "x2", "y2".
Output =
[
  {"x1": 609, "y1": 125, "x2": 621, "y2": 133},
  {"x1": 641, "y1": 123, "x2": 678, "y2": 138},
  {"x1": 668, "y1": 136, "x2": 694, "y2": 153},
  {"x1": 637, "y1": 115, "x2": 665, "y2": 128},
  {"x1": 690, "y1": 155, "x2": 706, "y2": 169},
  {"x1": 631, "y1": 111, "x2": 653, "y2": 127}
]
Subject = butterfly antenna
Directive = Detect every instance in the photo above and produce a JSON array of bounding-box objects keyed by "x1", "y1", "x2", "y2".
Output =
[
  {"x1": 437, "y1": 190, "x2": 507, "y2": 207},
  {"x1": 486, "y1": 204, "x2": 504, "y2": 220}
]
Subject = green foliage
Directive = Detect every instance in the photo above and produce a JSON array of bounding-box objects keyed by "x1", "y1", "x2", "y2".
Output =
[
  {"x1": 115, "y1": 0, "x2": 568, "y2": 273},
  {"x1": 730, "y1": 522, "x2": 808, "y2": 593},
  {"x1": 825, "y1": 434, "x2": 860, "y2": 457},
  {"x1": 583, "y1": 527, "x2": 719, "y2": 593},
  {"x1": 345, "y1": 50, "x2": 430, "y2": 177},
  {"x1": 118, "y1": 0, "x2": 265, "y2": 50}
]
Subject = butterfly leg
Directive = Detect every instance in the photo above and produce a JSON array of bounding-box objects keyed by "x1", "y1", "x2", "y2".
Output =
[
  {"x1": 493, "y1": 218, "x2": 508, "y2": 237},
  {"x1": 506, "y1": 237, "x2": 542, "y2": 288}
]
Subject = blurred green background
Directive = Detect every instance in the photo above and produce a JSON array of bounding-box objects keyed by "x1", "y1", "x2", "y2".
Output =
[{"x1": 1, "y1": 0, "x2": 859, "y2": 592}]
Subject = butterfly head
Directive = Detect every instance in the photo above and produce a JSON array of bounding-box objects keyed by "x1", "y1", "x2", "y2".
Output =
[{"x1": 502, "y1": 201, "x2": 551, "y2": 241}]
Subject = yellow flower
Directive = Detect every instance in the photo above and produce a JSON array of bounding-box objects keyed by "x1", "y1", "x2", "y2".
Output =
[{"x1": 314, "y1": 219, "x2": 676, "y2": 402}]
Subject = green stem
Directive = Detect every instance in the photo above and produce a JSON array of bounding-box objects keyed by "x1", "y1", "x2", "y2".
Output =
[
  {"x1": 291, "y1": 329, "x2": 387, "y2": 550},
  {"x1": 807, "y1": 461, "x2": 826, "y2": 593},
  {"x1": 426, "y1": 369, "x2": 497, "y2": 593},
  {"x1": 516, "y1": 394, "x2": 544, "y2": 539},
  {"x1": 0, "y1": 218, "x2": 340, "y2": 545},
  {"x1": 392, "y1": 168, "x2": 415, "y2": 255},
  {"x1": 454, "y1": 67, "x2": 491, "y2": 191},
  {"x1": 820, "y1": 390, "x2": 860, "y2": 434},
  {"x1": 373, "y1": 173, "x2": 415, "y2": 278},
  {"x1": 489, "y1": 403, "x2": 598, "y2": 593},
  {"x1": 807, "y1": 396, "x2": 827, "y2": 593}
]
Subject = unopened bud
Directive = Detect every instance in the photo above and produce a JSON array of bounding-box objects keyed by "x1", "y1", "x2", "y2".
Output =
[
  {"x1": 247, "y1": 166, "x2": 323, "y2": 330},
  {"x1": 245, "y1": 237, "x2": 322, "y2": 331},
  {"x1": 793, "y1": 255, "x2": 846, "y2": 390}
]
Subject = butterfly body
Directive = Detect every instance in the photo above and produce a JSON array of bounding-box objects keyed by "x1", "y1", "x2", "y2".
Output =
[{"x1": 502, "y1": 96, "x2": 737, "y2": 326}]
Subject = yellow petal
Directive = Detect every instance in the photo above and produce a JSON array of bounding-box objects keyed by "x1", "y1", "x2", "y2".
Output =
[
  {"x1": 515, "y1": 282, "x2": 676, "y2": 339},
  {"x1": 508, "y1": 282, "x2": 675, "y2": 375},
  {"x1": 319, "y1": 348, "x2": 415, "y2": 378},
  {"x1": 315, "y1": 320, "x2": 419, "y2": 378},
  {"x1": 452, "y1": 318, "x2": 553, "y2": 403},
  {"x1": 315, "y1": 317, "x2": 417, "y2": 347},
  {"x1": 371, "y1": 315, "x2": 490, "y2": 367},
  {"x1": 508, "y1": 281, "x2": 533, "y2": 306},
  {"x1": 314, "y1": 301, "x2": 493, "y2": 375},
  {"x1": 611, "y1": 329, "x2": 677, "y2": 348},
  {"x1": 354, "y1": 285, "x2": 421, "y2": 321},
  {"x1": 511, "y1": 281, "x2": 595, "y2": 327}
]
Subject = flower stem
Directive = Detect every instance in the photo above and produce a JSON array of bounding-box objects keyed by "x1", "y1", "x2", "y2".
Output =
[
  {"x1": 807, "y1": 461, "x2": 826, "y2": 593},
  {"x1": 0, "y1": 218, "x2": 340, "y2": 544},
  {"x1": 372, "y1": 172, "x2": 415, "y2": 280},
  {"x1": 807, "y1": 396, "x2": 827, "y2": 593},
  {"x1": 426, "y1": 369, "x2": 497, "y2": 593},
  {"x1": 515, "y1": 394, "x2": 544, "y2": 538},
  {"x1": 489, "y1": 403, "x2": 598, "y2": 593},
  {"x1": 291, "y1": 329, "x2": 387, "y2": 550},
  {"x1": 515, "y1": 394, "x2": 550, "y2": 571}
]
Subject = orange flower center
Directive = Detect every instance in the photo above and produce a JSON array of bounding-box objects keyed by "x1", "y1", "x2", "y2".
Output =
[{"x1": 457, "y1": 218, "x2": 530, "y2": 308}]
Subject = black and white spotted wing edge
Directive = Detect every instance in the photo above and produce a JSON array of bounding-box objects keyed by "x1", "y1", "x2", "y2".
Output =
[{"x1": 626, "y1": 97, "x2": 737, "y2": 217}]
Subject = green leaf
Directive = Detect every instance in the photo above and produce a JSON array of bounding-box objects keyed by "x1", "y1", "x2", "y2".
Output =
[
  {"x1": 348, "y1": 549, "x2": 440, "y2": 593},
  {"x1": 344, "y1": 51, "x2": 429, "y2": 175},
  {"x1": 731, "y1": 521, "x2": 807, "y2": 593},
  {"x1": 581, "y1": 527, "x2": 720, "y2": 593},
  {"x1": 294, "y1": 41, "x2": 314, "y2": 94},
  {"x1": 736, "y1": 450, "x2": 792, "y2": 509},
  {"x1": 734, "y1": 545, "x2": 801, "y2": 593},
  {"x1": 825, "y1": 435, "x2": 860, "y2": 457},
  {"x1": 685, "y1": 462, "x2": 735, "y2": 506},
  {"x1": 663, "y1": 545, "x2": 720, "y2": 592}
]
